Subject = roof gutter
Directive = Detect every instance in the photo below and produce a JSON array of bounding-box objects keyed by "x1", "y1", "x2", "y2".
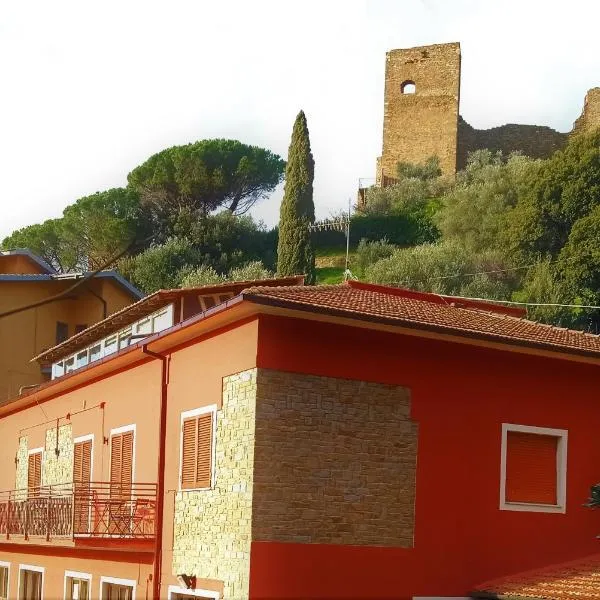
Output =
[{"x1": 141, "y1": 345, "x2": 168, "y2": 600}]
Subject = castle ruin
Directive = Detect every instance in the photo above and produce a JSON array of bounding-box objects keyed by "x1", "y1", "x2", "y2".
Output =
[{"x1": 374, "y1": 42, "x2": 600, "y2": 184}]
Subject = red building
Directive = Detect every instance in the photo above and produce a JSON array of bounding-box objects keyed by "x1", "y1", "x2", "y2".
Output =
[{"x1": 0, "y1": 278, "x2": 598, "y2": 599}]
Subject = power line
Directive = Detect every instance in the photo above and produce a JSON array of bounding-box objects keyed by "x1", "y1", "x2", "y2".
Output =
[
  {"x1": 447, "y1": 294, "x2": 600, "y2": 311},
  {"x1": 0, "y1": 236, "x2": 150, "y2": 321}
]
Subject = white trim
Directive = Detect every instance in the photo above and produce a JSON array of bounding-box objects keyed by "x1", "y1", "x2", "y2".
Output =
[
  {"x1": 109, "y1": 424, "x2": 136, "y2": 483},
  {"x1": 99, "y1": 576, "x2": 136, "y2": 600},
  {"x1": 64, "y1": 570, "x2": 92, "y2": 600},
  {"x1": 167, "y1": 585, "x2": 220, "y2": 599},
  {"x1": 178, "y1": 405, "x2": 217, "y2": 492},
  {"x1": 74, "y1": 434, "x2": 94, "y2": 481},
  {"x1": 0, "y1": 560, "x2": 10, "y2": 600},
  {"x1": 27, "y1": 447, "x2": 43, "y2": 455},
  {"x1": 499, "y1": 423, "x2": 568, "y2": 514},
  {"x1": 18, "y1": 564, "x2": 45, "y2": 600}
]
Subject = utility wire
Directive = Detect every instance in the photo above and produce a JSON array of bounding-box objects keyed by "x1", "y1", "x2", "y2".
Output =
[
  {"x1": 0, "y1": 236, "x2": 150, "y2": 321},
  {"x1": 446, "y1": 294, "x2": 600, "y2": 311}
]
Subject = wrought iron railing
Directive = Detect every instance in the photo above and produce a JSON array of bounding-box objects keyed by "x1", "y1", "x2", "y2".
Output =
[{"x1": 0, "y1": 481, "x2": 157, "y2": 541}]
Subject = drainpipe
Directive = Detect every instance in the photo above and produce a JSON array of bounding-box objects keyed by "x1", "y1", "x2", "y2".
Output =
[{"x1": 142, "y1": 345, "x2": 168, "y2": 600}]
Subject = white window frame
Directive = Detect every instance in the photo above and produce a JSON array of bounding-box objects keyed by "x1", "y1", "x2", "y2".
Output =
[
  {"x1": 0, "y1": 560, "x2": 10, "y2": 600},
  {"x1": 109, "y1": 424, "x2": 136, "y2": 484},
  {"x1": 64, "y1": 570, "x2": 92, "y2": 600},
  {"x1": 499, "y1": 423, "x2": 568, "y2": 514},
  {"x1": 179, "y1": 405, "x2": 217, "y2": 492},
  {"x1": 167, "y1": 585, "x2": 220, "y2": 599},
  {"x1": 99, "y1": 576, "x2": 136, "y2": 600},
  {"x1": 18, "y1": 564, "x2": 44, "y2": 600}
]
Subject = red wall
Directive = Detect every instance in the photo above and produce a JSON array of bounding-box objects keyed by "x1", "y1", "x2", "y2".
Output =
[{"x1": 250, "y1": 315, "x2": 600, "y2": 599}]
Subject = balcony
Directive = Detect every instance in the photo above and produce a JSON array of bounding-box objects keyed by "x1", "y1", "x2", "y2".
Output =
[{"x1": 0, "y1": 482, "x2": 157, "y2": 544}]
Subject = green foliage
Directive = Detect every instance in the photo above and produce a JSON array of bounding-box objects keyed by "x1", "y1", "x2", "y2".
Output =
[
  {"x1": 2, "y1": 219, "x2": 67, "y2": 271},
  {"x1": 118, "y1": 237, "x2": 200, "y2": 293},
  {"x1": 436, "y1": 151, "x2": 538, "y2": 253},
  {"x1": 364, "y1": 240, "x2": 513, "y2": 298},
  {"x1": 2, "y1": 188, "x2": 141, "y2": 272},
  {"x1": 128, "y1": 139, "x2": 285, "y2": 241},
  {"x1": 397, "y1": 156, "x2": 441, "y2": 180},
  {"x1": 276, "y1": 111, "x2": 316, "y2": 283},
  {"x1": 354, "y1": 239, "x2": 396, "y2": 278},
  {"x1": 180, "y1": 264, "x2": 223, "y2": 288},
  {"x1": 506, "y1": 130, "x2": 600, "y2": 259},
  {"x1": 228, "y1": 261, "x2": 273, "y2": 281}
]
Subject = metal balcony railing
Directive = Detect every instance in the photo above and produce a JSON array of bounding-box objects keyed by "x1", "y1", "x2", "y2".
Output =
[{"x1": 0, "y1": 481, "x2": 157, "y2": 542}]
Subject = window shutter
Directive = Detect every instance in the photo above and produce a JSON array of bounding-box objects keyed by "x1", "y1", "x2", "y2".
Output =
[
  {"x1": 74, "y1": 440, "x2": 92, "y2": 483},
  {"x1": 28, "y1": 452, "x2": 42, "y2": 495},
  {"x1": 110, "y1": 435, "x2": 122, "y2": 485},
  {"x1": 196, "y1": 413, "x2": 213, "y2": 489},
  {"x1": 181, "y1": 418, "x2": 197, "y2": 489},
  {"x1": 181, "y1": 412, "x2": 213, "y2": 489},
  {"x1": 506, "y1": 431, "x2": 558, "y2": 504}
]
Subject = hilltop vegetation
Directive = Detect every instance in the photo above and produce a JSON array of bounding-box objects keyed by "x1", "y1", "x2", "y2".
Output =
[{"x1": 3, "y1": 127, "x2": 600, "y2": 331}]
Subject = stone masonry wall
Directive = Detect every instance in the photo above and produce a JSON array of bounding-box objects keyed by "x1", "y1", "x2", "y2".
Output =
[
  {"x1": 172, "y1": 369, "x2": 256, "y2": 600},
  {"x1": 15, "y1": 436, "x2": 28, "y2": 495},
  {"x1": 380, "y1": 42, "x2": 461, "y2": 178},
  {"x1": 572, "y1": 88, "x2": 600, "y2": 137},
  {"x1": 456, "y1": 116, "x2": 567, "y2": 169},
  {"x1": 42, "y1": 424, "x2": 73, "y2": 487},
  {"x1": 252, "y1": 370, "x2": 418, "y2": 547}
]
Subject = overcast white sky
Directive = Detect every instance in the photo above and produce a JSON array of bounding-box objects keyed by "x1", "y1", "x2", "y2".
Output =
[{"x1": 2, "y1": 0, "x2": 599, "y2": 239}]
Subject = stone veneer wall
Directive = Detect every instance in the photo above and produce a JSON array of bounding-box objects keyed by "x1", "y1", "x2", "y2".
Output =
[
  {"x1": 252, "y1": 370, "x2": 418, "y2": 547},
  {"x1": 15, "y1": 436, "x2": 28, "y2": 495},
  {"x1": 42, "y1": 424, "x2": 73, "y2": 487},
  {"x1": 172, "y1": 369, "x2": 256, "y2": 600}
]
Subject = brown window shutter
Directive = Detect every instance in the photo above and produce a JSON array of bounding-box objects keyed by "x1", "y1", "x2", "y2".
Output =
[
  {"x1": 121, "y1": 431, "x2": 133, "y2": 486},
  {"x1": 196, "y1": 413, "x2": 213, "y2": 489},
  {"x1": 506, "y1": 431, "x2": 559, "y2": 505},
  {"x1": 28, "y1": 452, "x2": 42, "y2": 495},
  {"x1": 110, "y1": 434, "x2": 122, "y2": 485},
  {"x1": 181, "y1": 418, "x2": 197, "y2": 489},
  {"x1": 181, "y1": 413, "x2": 213, "y2": 489},
  {"x1": 74, "y1": 440, "x2": 92, "y2": 483}
]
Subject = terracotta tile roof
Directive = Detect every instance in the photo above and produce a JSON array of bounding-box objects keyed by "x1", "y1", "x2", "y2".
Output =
[
  {"x1": 472, "y1": 554, "x2": 600, "y2": 599},
  {"x1": 33, "y1": 275, "x2": 304, "y2": 363},
  {"x1": 240, "y1": 280, "x2": 600, "y2": 359}
]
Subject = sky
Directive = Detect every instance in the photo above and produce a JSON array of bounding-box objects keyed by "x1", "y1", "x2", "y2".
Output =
[{"x1": 2, "y1": 0, "x2": 599, "y2": 240}]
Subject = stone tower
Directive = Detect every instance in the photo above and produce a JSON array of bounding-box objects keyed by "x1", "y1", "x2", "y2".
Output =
[{"x1": 377, "y1": 42, "x2": 461, "y2": 182}]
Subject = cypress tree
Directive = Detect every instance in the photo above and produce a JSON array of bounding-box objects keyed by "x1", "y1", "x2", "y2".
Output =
[{"x1": 276, "y1": 110, "x2": 316, "y2": 283}]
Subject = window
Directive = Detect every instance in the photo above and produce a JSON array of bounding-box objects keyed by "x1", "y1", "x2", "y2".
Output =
[
  {"x1": 100, "y1": 577, "x2": 135, "y2": 600},
  {"x1": 75, "y1": 324, "x2": 87, "y2": 334},
  {"x1": 56, "y1": 322, "x2": 69, "y2": 344},
  {"x1": 500, "y1": 423, "x2": 568, "y2": 513},
  {"x1": 27, "y1": 449, "x2": 42, "y2": 497},
  {"x1": 401, "y1": 80, "x2": 416, "y2": 94},
  {"x1": 0, "y1": 562, "x2": 9, "y2": 600},
  {"x1": 180, "y1": 406, "x2": 216, "y2": 490},
  {"x1": 18, "y1": 565, "x2": 43, "y2": 600},
  {"x1": 64, "y1": 571, "x2": 91, "y2": 600},
  {"x1": 110, "y1": 427, "x2": 134, "y2": 490},
  {"x1": 167, "y1": 586, "x2": 220, "y2": 600}
]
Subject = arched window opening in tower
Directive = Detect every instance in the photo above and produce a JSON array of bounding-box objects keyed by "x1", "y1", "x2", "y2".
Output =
[{"x1": 401, "y1": 80, "x2": 416, "y2": 94}]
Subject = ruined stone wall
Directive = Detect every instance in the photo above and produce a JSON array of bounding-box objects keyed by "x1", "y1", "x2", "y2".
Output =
[
  {"x1": 252, "y1": 370, "x2": 418, "y2": 547},
  {"x1": 457, "y1": 117, "x2": 567, "y2": 169},
  {"x1": 572, "y1": 88, "x2": 600, "y2": 136},
  {"x1": 379, "y1": 42, "x2": 460, "y2": 179},
  {"x1": 172, "y1": 369, "x2": 256, "y2": 600}
]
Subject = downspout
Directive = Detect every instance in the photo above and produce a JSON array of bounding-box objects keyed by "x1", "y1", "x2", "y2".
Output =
[{"x1": 142, "y1": 345, "x2": 168, "y2": 600}]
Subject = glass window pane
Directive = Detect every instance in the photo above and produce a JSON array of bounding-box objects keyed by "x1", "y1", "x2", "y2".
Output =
[
  {"x1": 76, "y1": 351, "x2": 88, "y2": 368},
  {"x1": 151, "y1": 309, "x2": 173, "y2": 333},
  {"x1": 89, "y1": 345, "x2": 102, "y2": 362},
  {"x1": 104, "y1": 336, "x2": 117, "y2": 355}
]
